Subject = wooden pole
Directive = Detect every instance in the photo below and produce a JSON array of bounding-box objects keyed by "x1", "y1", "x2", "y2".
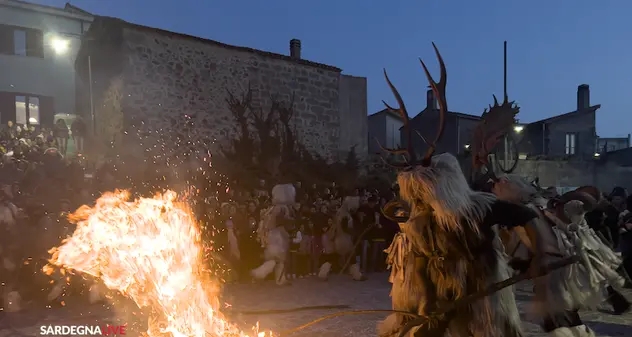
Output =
[{"x1": 504, "y1": 41, "x2": 508, "y2": 99}]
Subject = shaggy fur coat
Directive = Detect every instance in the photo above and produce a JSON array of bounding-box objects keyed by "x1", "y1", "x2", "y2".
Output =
[
  {"x1": 379, "y1": 154, "x2": 537, "y2": 337},
  {"x1": 329, "y1": 196, "x2": 360, "y2": 257},
  {"x1": 257, "y1": 184, "x2": 295, "y2": 262}
]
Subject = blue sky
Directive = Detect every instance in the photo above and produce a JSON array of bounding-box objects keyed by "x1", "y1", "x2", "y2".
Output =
[{"x1": 33, "y1": 0, "x2": 632, "y2": 137}]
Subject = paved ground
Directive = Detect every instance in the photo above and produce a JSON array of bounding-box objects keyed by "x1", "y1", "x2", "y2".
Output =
[{"x1": 1, "y1": 273, "x2": 631, "y2": 336}]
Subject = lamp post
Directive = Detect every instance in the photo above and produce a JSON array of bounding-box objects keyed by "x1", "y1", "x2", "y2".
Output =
[
  {"x1": 51, "y1": 34, "x2": 94, "y2": 134},
  {"x1": 88, "y1": 55, "x2": 94, "y2": 134}
]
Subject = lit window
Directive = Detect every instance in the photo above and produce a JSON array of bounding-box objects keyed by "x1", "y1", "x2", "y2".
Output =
[
  {"x1": 29, "y1": 96, "x2": 40, "y2": 125},
  {"x1": 14, "y1": 95, "x2": 40, "y2": 125},
  {"x1": 13, "y1": 29, "x2": 26, "y2": 56},
  {"x1": 15, "y1": 96, "x2": 26, "y2": 124},
  {"x1": 565, "y1": 133, "x2": 576, "y2": 155}
]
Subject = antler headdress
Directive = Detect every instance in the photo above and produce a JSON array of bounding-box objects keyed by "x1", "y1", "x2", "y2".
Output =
[
  {"x1": 377, "y1": 43, "x2": 447, "y2": 169},
  {"x1": 471, "y1": 95, "x2": 520, "y2": 173}
]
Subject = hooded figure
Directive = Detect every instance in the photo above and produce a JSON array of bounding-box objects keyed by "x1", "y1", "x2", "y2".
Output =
[
  {"x1": 318, "y1": 195, "x2": 366, "y2": 281},
  {"x1": 250, "y1": 184, "x2": 294, "y2": 285},
  {"x1": 493, "y1": 177, "x2": 606, "y2": 337},
  {"x1": 376, "y1": 44, "x2": 537, "y2": 337}
]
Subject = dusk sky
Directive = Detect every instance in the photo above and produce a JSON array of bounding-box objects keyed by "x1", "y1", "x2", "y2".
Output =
[{"x1": 34, "y1": 0, "x2": 632, "y2": 137}]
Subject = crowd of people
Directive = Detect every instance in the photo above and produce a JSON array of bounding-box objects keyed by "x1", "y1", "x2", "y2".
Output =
[
  {"x1": 200, "y1": 180, "x2": 400, "y2": 283},
  {"x1": 1, "y1": 118, "x2": 87, "y2": 159},
  {"x1": 0, "y1": 122, "x2": 402, "y2": 312},
  {"x1": 2, "y1": 118, "x2": 632, "y2": 321}
]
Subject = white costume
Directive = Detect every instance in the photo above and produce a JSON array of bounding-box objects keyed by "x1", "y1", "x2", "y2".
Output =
[
  {"x1": 250, "y1": 184, "x2": 293, "y2": 285},
  {"x1": 548, "y1": 200, "x2": 625, "y2": 305},
  {"x1": 318, "y1": 196, "x2": 365, "y2": 281},
  {"x1": 494, "y1": 177, "x2": 598, "y2": 337}
]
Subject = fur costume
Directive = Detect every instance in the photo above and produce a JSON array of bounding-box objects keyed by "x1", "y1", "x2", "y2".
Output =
[
  {"x1": 379, "y1": 153, "x2": 536, "y2": 337},
  {"x1": 250, "y1": 184, "x2": 293, "y2": 285},
  {"x1": 376, "y1": 44, "x2": 538, "y2": 337},
  {"x1": 318, "y1": 196, "x2": 365, "y2": 281}
]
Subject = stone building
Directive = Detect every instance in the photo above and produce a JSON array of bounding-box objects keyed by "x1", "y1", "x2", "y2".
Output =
[{"x1": 75, "y1": 16, "x2": 367, "y2": 161}]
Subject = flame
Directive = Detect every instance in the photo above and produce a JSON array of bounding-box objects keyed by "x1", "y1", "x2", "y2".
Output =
[{"x1": 45, "y1": 190, "x2": 268, "y2": 337}]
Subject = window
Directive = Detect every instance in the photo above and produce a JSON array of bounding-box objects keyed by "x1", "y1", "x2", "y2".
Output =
[
  {"x1": 15, "y1": 95, "x2": 40, "y2": 125},
  {"x1": 28, "y1": 96, "x2": 40, "y2": 124},
  {"x1": 0, "y1": 25, "x2": 43, "y2": 57},
  {"x1": 13, "y1": 29, "x2": 26, "y2": 56},
  {"x1": 15, "y1": 96, "x2": 26, "y2": 125},
  {"x1": 565, "y1": 133, "x2": 576, "y2": 155}
]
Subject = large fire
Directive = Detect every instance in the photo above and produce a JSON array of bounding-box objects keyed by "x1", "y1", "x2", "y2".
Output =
[{"x1": 43, "y1": 190, "x2": 268, "y2": 337}]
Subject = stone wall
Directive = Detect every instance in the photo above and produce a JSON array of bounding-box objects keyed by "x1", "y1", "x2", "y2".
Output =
[
  {"x1": 338, "y1": 75, "x2": 368, "y2": 157},
  {"x1": 512, "y1": 158, "x2": 632, "y2": 191},
  {"x1": 79, "y1": 17, "x2": 368, "y2": 162}
]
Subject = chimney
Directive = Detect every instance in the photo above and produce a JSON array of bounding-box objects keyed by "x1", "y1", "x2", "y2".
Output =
[
  {"x1": 426, "y1": 89, "x2": 437, "y2": 110},
  {"x1": 290, "y1": 39, "x2": 301, "y2": 59},
  {"x1": 577, "y1": 84, "x2": 590, "y2": 111}
]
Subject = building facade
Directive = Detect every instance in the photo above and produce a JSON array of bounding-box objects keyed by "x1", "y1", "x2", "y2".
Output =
[
  {"x1": 401, "y1": 89, "x2": 481, "y2": 156},
  {"x1": 517, "y1": 84, "x2": 600, "y2": 159},
  {"x1": 367, "y1": 109, "x2": 403, "y2": 154},
  {"x1": 0, "y1": 0, "x2": 92, "y2": 127},
  {"x1": 598, "y1": 136, "x2": 630, "y2": 153},
  {"x1": 75, "y1": 16, "x2": 368, "y2": 161}
]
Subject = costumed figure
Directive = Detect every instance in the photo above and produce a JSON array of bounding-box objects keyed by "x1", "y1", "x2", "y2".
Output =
[
  {"x1": 0, "y1": 167, "x2": 23, "y2": 312},
  {"x1": 318, "y1": 195, "x2": 366, "y2": 281},
  {"x1": 375, "y1": 44, "x2": 539, "y2": 337},
  {"x1": 464, "y1": 71, "x2": 603, "y2": 336},
  {"x1": 491, "y1": 177, "x2": 606, "y2": 337},
  {"x1": 546, "y1": 190, "x2": 630, "y2": 315},
  {"x1": 250, "y1": 184, "x2": 294, "y2": 285}
]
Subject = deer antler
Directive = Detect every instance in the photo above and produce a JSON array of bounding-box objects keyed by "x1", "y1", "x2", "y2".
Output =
[
  {"x1": 471, "y1": 95, "x2": 519, "y2": 171},
  {"x1": 419, "y1": 43, "x2": 447, "y2": 167},
  {"x1": 380, "y1": 43, "x2": 447, "y2": 169},
  {"x1": 380, "y1": 70, "x2": 416, "y2": 165}
]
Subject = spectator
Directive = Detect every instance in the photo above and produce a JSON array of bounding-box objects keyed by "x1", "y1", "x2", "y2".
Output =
[
  {"x1": 71, "y1": 117, "x2": 87, "y2": 154},
  {"x1": 53, "y1": 119, "x2": 69, "y2": 156}
]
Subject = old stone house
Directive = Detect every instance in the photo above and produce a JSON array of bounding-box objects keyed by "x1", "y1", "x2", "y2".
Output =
[{"x1": 74, "y1": 16, "x2": 367, "y2": 162}]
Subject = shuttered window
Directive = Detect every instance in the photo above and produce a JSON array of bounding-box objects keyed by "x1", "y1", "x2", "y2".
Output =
[
  {"x1": 0, "y1": 24, "x2": 43, "y2": 57},
  {"x1": 26, "y1": 29, "x2": 43, "y2": 57}
]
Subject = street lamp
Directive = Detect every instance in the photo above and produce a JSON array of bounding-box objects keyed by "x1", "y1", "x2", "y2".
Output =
[
  {"x1": 51, "y1": 37, "x2": 70, "y2": 55},
  {"x1": 514, "y1": 125, "x2": 524, "y2": 133}
]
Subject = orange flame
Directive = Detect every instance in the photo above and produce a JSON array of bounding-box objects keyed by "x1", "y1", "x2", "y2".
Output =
[{"x1": 45, "y1": 190, "x2": 269, "y2": 337}]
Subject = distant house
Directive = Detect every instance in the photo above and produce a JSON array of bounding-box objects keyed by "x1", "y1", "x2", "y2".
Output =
[
  {"x1": 597, "y1": 136, "x2": 630, "y2": 153},
  {"x1": 367, "y1": 109, "x2": 403, "y2": 154},
  {"x1": 517, "y1": 84, "x2": 600, "y2": 159},
  {"x1": 0, "y1": 0, "x2": 93, "y2": 126},
  {"x1": 400, "y1": 89, "x2": 481, "y2": 156}
]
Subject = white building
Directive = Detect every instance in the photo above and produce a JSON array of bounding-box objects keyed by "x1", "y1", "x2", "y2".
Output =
[
  {"x1": 367, "y1": 109, "x2": 403, "y2": 154},
  {"x1": 0, "y1": 0, "x2": 92, "y2": 127}
]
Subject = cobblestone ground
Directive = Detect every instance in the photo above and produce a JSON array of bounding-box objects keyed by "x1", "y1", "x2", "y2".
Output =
[{"x1": 1, "y1": 272, "x2": 630, "y2": 336}]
